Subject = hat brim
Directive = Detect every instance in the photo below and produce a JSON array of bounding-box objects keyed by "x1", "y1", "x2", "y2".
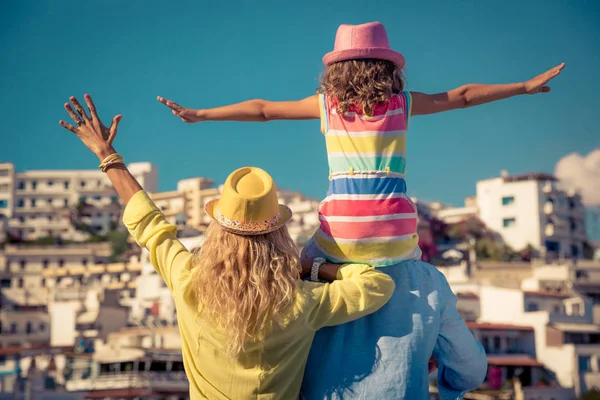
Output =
[
  {"x1": 323, "y1": 47, "x2": 405, "y2": 68},
  {"x1": 204, "y1": 199, "x2": 293, "y2": 236}
]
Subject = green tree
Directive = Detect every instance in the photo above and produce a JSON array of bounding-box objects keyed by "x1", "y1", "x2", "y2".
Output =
[
  {"x1": 580, "y1": 388, "x2": 600, "y2": 400},
  {"x1": 106, "y1": 229, "x2": 131, "y2": 261}
]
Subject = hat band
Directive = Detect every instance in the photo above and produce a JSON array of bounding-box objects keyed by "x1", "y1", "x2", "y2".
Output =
[{"x1": 215, "y1": 208, "x2": 281, "y2": 233}]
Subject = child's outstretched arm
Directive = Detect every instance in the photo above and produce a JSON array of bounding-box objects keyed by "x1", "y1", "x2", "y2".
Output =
[
  {"x1": 157, "y1": 95, "x2": 320, "y2": 123},
  {"x1": 411, "y1": 63, "x2": 564, "y2": 116}
]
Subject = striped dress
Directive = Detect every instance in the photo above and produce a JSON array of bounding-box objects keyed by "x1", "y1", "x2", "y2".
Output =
[{"x1": 308, "y1": 92, "x2": 422, "y2": 267}]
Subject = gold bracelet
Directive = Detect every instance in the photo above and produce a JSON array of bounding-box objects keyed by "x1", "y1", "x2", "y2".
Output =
[{"x1": 99, "y1": 153, "x2": 124, "y2": 172}]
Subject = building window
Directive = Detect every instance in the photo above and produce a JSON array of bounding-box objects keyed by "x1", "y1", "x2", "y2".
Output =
[
  {"x1": 31, "y1": 199, "x2": 36, "y2": 207},
  {"x1": 80, "y1": 181, "x2": 86, "y2": 188},
  {"x1": 64, "y1": 181, "x2": 70, "y2": 189},
  {"x1": 0, "y1": 199, "x2": 7, "y2": 209},
  {"x1": 17, "y1": 278, "x2": 24, "y2": 288},
  {"x1": 493, "y1": 336, "x2": 501, "y2": 352},
  {"x1": 526, "y1": 302, "x2": 539, "y2": 312},
  {"x1": 64, "y1": 199, "x2": 69, "y2": 207},
  {"x1": 41, "y1": 278, "x2": 46, "y2": 287},
  {"x1": 58, "y1": 259, "x2": 64, "y2": 267},
  {"x1": 17, "y1": 199, "x2": 24, "y2": 208},
  {"x1": 39, "y1": 323, "x2": 45, "y2": 332},
  {"x1": 42, "y1": 259, "x2": 49, "y2": 269},
  {"x1": 572, "y1": 303, "x2": 582, "y2": 316},
  {"x1": 9, "y1": 323, "x2": 17, "y2": 334},
  {"x1": 25, "y1": 322, "x2": 32, "y2": 334},
  {"x1": 503, "y1": 218, "x2": 516, "y2": 228},
  {"x1": 501, "y1": 196, "x2": 515, "y2": 206},
  {"x1": 82, "y1": 258, "x2": 88, "y2": 266},
  {"x1": 17, "y1": 181, "x2": 25, "y2": 190},
  {"x1": 0, "y1": 279, "x2": 10, "y2": 289},
  {"x1": 579, "y1": 355, "x2": 592, "y2": 372},
  {"x1": 31, "y1": 181, "x2": 37, "y2": 190},
  {"x1": 576, "y1": 270, "x2": 588, "y2": 280},
  {"x1": 20, "y1": 260, "x2": 26, "y2": 270}
]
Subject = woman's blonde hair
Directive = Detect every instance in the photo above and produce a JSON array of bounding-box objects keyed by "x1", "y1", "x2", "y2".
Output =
[
  {"x1": 319, "y1": 58, "x2": 405, "y2": 116},
  {"x1": 191, "y1": 222, "x2": 300, "y2": 357}
]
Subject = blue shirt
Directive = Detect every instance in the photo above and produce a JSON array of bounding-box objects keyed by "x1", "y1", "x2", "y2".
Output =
[{"x1": 300, "y1": 260, "x2": 487, "y2": 400}]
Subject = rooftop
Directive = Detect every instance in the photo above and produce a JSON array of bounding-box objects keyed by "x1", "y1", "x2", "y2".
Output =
[{"x1": 502, "y1": 172, "x2": 557, "y2": 183}]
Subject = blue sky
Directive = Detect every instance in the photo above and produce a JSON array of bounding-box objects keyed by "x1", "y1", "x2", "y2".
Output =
[{"x1": 1, "y1": 0, "x2": 598, "y2": 236}]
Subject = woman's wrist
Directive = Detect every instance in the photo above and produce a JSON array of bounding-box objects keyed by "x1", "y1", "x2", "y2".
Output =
[{"x1": 96, "y1": 145, "x2": 117, "y2": 161}]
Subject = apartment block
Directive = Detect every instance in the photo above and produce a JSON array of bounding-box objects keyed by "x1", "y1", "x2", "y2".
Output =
[
  {"x1": 477, "y1": 172, "x2": 587, "y2": 257},
  {"x1": 0, "y1": 162, "x2": 158, "y2": 242}
]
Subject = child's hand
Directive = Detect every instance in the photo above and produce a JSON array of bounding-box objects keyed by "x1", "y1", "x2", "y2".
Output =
[
  {"x1": 524, "y1": 63, "x2": 565, "y2": 94},
  {"x1": 157, "y1": 96, "x2": 204, "y2": 123}
]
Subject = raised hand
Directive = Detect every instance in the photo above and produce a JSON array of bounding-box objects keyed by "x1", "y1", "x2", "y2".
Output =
[
  {"x1": 59, "y1": 94, "x2": 121, "y2": 159},
  {"x1": 157, "y1": 96, "x2": 204, "y2": 123},
  {"x1": 524, "y1": 63, "x2": 565, "y2": 94}
]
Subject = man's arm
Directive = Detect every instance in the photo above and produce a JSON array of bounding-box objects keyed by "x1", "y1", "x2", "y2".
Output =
[
  {"x1": 157, "y1": 95, "x2": 320, "y2": 122},
  {"x1": 411, "y1": 63, "x2": 565, "y2": 116},
  {"x1": 433, "y1": 274, "x2": 487, "y2": 399}
]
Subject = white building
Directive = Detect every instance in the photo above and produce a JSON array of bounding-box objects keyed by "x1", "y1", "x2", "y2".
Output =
[
  {"x1": 449, "y1": 261, "x2": 600, "y2": 397},
  {"x1": 476, "y1": 171, "x2": 587, "y2": 258},
  {"x1": 0, "y1": 162, "x2": 158, "y2": 242}
]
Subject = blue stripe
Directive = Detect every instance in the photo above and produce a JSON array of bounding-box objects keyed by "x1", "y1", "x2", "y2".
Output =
[{"x1": 327, "y1": 176, "x2": 407, "y2": 196}]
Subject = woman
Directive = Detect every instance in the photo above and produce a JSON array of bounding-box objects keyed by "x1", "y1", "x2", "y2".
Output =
[{"x1": 58, "y1": 94, "x2": 395, "y2": 400}]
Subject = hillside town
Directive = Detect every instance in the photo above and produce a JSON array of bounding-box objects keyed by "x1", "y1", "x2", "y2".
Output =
[{"x1": 0, "y1": 161, "x2": 599, "y2": 400}]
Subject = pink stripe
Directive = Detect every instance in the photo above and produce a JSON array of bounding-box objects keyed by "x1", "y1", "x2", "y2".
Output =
[
  {"x1": 320, "y1": 198, "x2": 415, "y2": 217},
  {"x1": 320, "y1": 217, "x2": 418, "y2": 239}
]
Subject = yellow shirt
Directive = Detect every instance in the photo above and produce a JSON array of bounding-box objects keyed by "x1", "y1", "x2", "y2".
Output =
[{"x1": 123, "y1": 191, "x2": 395, "y2": 400}]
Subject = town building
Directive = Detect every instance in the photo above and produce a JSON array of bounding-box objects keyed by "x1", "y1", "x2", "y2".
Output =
[
  {"x1": 0, "y1": 162, "x2": 158, "y2": 242},
  {"x1": 476, "y1": 171, "x2": 587, "y2": 258}
]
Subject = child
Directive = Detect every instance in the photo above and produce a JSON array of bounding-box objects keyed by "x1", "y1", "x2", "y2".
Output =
[{"x1": 158, "y1": 19, "x2": 563, "y2": 373}]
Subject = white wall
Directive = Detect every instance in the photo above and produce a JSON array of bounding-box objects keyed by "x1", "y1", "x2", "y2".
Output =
[{"x1": 477, "y1": 178, "x2": 542, "y2": 251}]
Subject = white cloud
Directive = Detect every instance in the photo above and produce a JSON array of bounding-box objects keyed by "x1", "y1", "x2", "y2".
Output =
[{"x1": 554, "y1": 149, "x2": 600, "y2": 207}]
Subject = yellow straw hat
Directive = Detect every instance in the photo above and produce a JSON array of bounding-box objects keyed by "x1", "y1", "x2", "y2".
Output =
[{"x1": 204, "y1": 167, "x2": 293, "y2": 235}]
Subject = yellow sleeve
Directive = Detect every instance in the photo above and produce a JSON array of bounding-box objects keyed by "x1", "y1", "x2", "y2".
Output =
[
  {"x1": 122, "y1": 190, "x2": 193, "y2": 292},
  {"x1": 304, "y1": 264, "x2": 395, "y2": 330}
]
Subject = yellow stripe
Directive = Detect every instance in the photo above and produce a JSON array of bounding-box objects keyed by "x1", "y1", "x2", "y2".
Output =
[
  {"x1": 315, "y1": 231, "x2": 419, "y2": 261},
  {"x1": 319, "y1": 94, "x2": 326, "y2": 135},
  {"x1": 325, "y1": 135, "x2": 406, "y2": 154},
  {"x1": 405, "y1": 91, "x2": 412, "y2": 129}
]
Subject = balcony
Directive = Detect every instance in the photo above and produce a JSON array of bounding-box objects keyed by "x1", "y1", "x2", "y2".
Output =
[
  {"x1": 542, "y1": 181, "x2": 555, "y2": 193},
  {"x1": 543, "y1": 201, "x2": 554, "y2": 215},
  {"x1": 0, "y1": 330, "x2": 50, "y2": 345},
  {"x1": 65, "y1": 371, "x2": 188, "y2": 392}
]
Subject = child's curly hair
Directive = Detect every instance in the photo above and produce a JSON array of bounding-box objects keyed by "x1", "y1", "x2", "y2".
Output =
[{"x1": 319, "y1": 59, "x2": 405, "y2": 116}]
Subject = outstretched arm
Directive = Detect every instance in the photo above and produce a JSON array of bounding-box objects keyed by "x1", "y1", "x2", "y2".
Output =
[
  {"x1": 411, "y1": 63, "x2": 565, "y2": 116},
  {"x1": 157, "y1": 95, "x2": 320, "y2": 123}
]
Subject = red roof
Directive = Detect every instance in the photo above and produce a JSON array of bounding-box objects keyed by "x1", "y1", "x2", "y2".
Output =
[
  {"x1": 523, "y1": 290, "x2": 571, "y2": 299},
  {"x1": 85, "y1": 389, "x2": 152, "y2": 399},
  {"x1": 85, "y1": 389, "x2": 189, "y2": 399},
  {"x1": 466, "y1": 322, "x2": 533, "y2": 331},
  {"x1": 487, "y1": 356, "x2": 543, "y2": 367},
  {"x1": 457, "y1": 292, "x2": 479, "y2": 299},
  {"x1": 0, "y1": 345, "x2": 72, "y2": 356}
]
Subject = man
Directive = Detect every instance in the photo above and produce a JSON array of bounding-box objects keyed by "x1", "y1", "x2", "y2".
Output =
[{"x1": 301, "y1": 260, "x2": 487, "y2": 400}]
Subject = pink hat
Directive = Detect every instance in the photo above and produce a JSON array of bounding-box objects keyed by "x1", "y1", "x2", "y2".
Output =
[{"x1": 323, "y1": 22, "x2": 405, "y2": 68}]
